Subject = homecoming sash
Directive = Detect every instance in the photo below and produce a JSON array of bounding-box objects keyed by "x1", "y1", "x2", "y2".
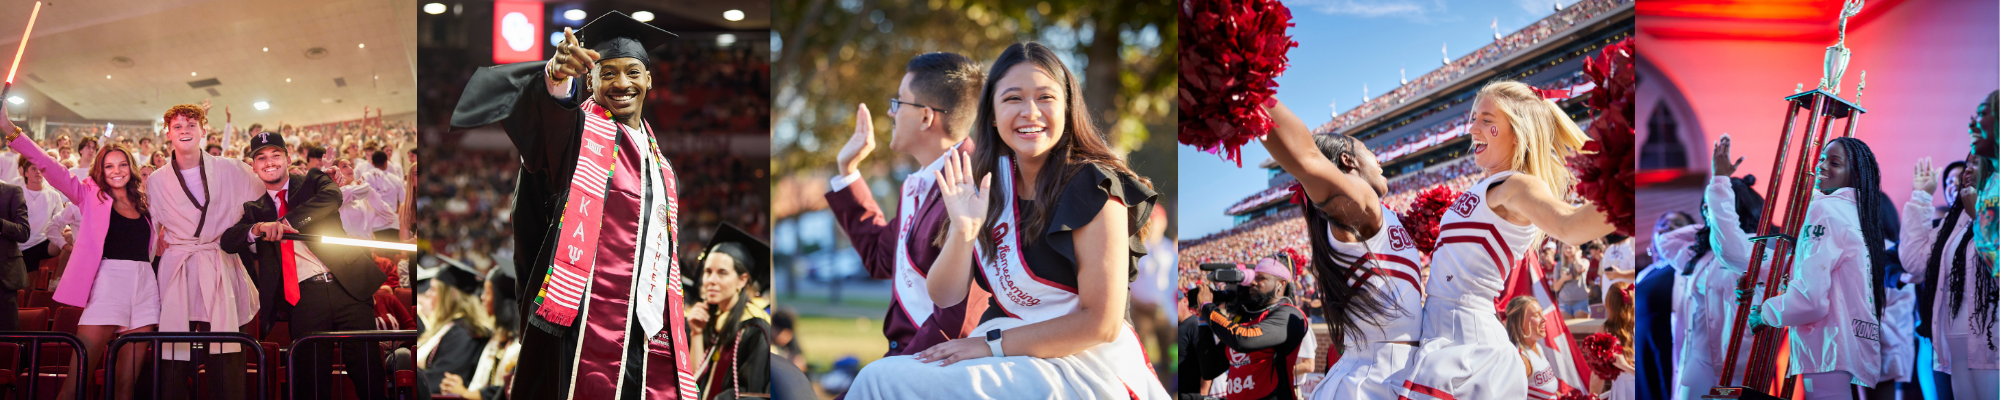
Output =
[
  {"x1": 972, "y1": 155, "x2": 1080, "y2": 322},
  {"x1": 892, "y1": 142, "x2": 960, "y2": 324}
]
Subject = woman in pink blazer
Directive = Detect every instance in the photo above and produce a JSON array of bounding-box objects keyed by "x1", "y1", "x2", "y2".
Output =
[{"x1": 2, "y1": 114, "x2": 159, "y2": 400}]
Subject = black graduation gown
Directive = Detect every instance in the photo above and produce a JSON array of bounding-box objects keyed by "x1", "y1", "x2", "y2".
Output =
[
  {"x1": 422, "y1": 320, "x2": 488, "y2": 394},
  {"x1": 451, "y1": 61, "x2": 656, "y2": 400}
]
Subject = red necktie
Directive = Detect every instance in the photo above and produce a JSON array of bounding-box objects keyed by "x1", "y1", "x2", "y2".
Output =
[{"x1": 278, "y1": 189, "x2": 299, "y2": 305}]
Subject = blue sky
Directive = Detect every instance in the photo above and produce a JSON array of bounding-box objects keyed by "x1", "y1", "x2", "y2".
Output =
[{"x1": 1178, "y1": 0, "x2": 1580, "y2": 238}]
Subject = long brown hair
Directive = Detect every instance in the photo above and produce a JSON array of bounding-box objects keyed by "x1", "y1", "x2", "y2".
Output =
[
  {"x1": 89, "y1": 143, "x2": 148, "y2": 215},
  {"x1": 970, "y1": 42, "x2": 1151, "y2": 258},
  {"x1": 1503, "y1": 295, "x2": 1542, "y2": 349},
  {"x1": 1605, "y1": 282, "x2": 1635, "y2": 357}
]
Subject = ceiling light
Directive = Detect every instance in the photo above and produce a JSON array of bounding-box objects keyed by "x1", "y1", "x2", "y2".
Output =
[
  {"x1": 717, "y1": 33, "x2": 736, "y2": 47},
  {"x1": 262, "y1": 47, "x2": 269, "y2": 52},
  {"x1": 253, "y1": 101, "x2": 270, "y2": 110},
  {"x1": 104, "y1": 75, "x2": 110, "y2": 79},
  {"x1": 723, "y1": 9, "x2": 744, "y2": 21},
  {"x1": 358, "y1": 43, "x2": 366, "y2": 49},
  {"x1": 423, "y1": 3, "x2": 447, "y2": 14},
  {"x1": 632, "y1": 11, "x2": 654, "y2": 22},
  {"x1": 564, "y1": 9, "x2": 586, "y2": 21},
  {"x1": 191, "y1": 72, "x2": 197, "y2": 76},
  {"x1": 286, "y1": 78, "x2": 292, "y2": 83},
  {"x1": 6, "y1": 97, "x2": 21, "y2": 105}
]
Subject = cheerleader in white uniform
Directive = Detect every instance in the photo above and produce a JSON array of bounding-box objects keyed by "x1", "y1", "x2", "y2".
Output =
[
  {"x1": 844, "y1": 42, "x2": 1170, "y2": 399},
  {"x1": 1504, "y1": 296, "x2": 1563, "y2": 400},
  {"x1": 1395, "y1": 80, "x2": 1615, "y2": 400},
  {"x1": 1746, "y1": 136, "x2": 1891, "y2": 399},
  {"x1": 1899, "y1": 153, "x2": 1999, "y2": 399},
  {"x1": 1255, "y1": 100, "x2": 1424, "y2": 400},
  {"x1": 1674, "y1": 136, "x2": 1768, "y2": 399}
]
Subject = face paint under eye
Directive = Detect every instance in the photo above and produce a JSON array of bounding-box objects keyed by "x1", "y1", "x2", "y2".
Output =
[{"x1": 1489, "y1": 126, "x2": 1499, "y2": 137}]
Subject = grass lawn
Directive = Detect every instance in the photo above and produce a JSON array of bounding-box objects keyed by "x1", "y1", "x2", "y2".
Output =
[{"x1": 796, "y1": 315, "x2": 889, "y2": 370}]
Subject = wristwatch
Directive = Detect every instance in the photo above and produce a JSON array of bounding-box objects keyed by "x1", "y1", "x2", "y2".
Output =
[{"x1": 984, "y1": 329, "x2": 1005, "y2": 358}]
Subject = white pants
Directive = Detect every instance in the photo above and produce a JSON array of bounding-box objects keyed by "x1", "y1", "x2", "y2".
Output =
[
  {"x1": 1946, "y1": 336, "x2": 2000, "y2": 399},
  {"x1": 1673, "y1": 356, "x2": 1717, "y2": 400},
  {"x1": 1801, "y1": 371, "x2": 1859, "y2": 400}
]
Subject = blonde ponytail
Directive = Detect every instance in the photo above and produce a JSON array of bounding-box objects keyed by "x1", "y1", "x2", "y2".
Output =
[{"x1": 1475, "y1": 80, "x2": 1589, "y2": 199}]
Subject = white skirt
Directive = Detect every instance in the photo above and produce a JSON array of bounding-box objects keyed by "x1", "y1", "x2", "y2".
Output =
[
  {"x1": 1310, "y1": 340, "x2": 1417, "y2": 400},
  {"x1": 77, "y1": 259, "x2": 160, "y2": 331},
  {"x1": 845, "y1": 317, "x2": 1169, "y2": 400},
  {"x1": 1393, "y1": 297, "x2": 1526, "y2": 400}
]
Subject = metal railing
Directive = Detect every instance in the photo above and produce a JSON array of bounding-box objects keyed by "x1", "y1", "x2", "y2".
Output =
[
  {"x1": 287, "y1": 330, "x2": 420, "y2": 400},
  {"x1": 104, "y1": 331, "x2": 266, "y2": 400},
  {"x1": 0, "y1": 331, "x2": 85, "y2": 400}
]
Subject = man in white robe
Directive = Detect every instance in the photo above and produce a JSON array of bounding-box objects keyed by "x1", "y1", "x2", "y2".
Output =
[{"x1": 144, "y1": 106, "x2": 265, "y2": 400}]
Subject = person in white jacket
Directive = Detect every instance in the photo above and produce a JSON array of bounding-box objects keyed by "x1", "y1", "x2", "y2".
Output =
[
  {"x1": 1673, "y1": 134, "x2": 1769, "y2": 400},
  {"x1": 1899, "y1": 152, "x2": 1998, "y2": 399},
  {"x1": 1747, "y1": 136, "x2": 1893, "y2": 399}
]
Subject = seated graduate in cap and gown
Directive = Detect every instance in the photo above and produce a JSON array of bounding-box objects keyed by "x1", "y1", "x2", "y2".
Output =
[
  {"x1": 449, "y1": 11, "x2": 698, "y2": 400},
  {"x1": 688, "y1": 224, "x2": 772, "y2": 400},
  {"x1": 419, "y1": 261, "x2": 492, "y2": 396}
]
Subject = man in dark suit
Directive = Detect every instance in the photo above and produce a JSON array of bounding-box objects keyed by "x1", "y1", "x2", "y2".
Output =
[
  {"x1": 222, "y1": 131, "x2": 387, "y2": 400},
  {"x1": 0, "y1": 179, "x2": 29, "y2": 331}
]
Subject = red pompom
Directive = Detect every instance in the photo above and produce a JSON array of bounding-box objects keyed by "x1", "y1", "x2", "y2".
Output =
[
  {"x1": 1179, "y1": 0, "x2": 1297, "y2": 167},
  {"x1": 1579, "y1": 332, "x2": 1627, "y2": 381},
  {"x1": 1569, "y1": 38, "x2": 1637, "y2": 235},
  {"x1": 1397, "y1": 185, "x2": 1459, "y2": 256},
  {"x1": 1557, "y1": 388, "x2": 1602, "y2": 400}
]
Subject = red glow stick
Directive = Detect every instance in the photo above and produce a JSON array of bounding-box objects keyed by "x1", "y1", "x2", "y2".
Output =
[{"x1": 3, "y1": 2, "x2": 44, "y2": 100}]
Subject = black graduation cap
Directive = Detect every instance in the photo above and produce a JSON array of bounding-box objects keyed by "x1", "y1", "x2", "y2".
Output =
[
  {"x1": 698, "y1": 223, "x2": 769, "y2": 293},
  {"x1": 435, "y1": 260, "x2": 483, "y2": 295},
  {"x1": 577, "y1": 11, "x2": 679, "y2": 63},
  {"x1": 486, "y1": 261, "x2": 518, "y2": 302}
]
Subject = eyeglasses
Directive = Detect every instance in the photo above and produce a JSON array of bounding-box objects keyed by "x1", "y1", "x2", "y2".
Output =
[{"x1": 889, "y1": 98, "x2": 947, "y2": 115}]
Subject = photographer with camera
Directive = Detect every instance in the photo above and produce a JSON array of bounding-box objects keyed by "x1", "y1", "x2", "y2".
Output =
[{"x1": 1191, "y1": 256, "x2": 1310, "y2": 400}]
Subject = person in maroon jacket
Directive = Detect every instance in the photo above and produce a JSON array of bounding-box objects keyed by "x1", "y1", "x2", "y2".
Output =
[{"x1": 825, "y1": 52, "x2": 993, "y2": 356}]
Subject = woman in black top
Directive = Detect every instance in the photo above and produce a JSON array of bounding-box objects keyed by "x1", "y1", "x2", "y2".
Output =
[{"x1": 844, "y1": 42, "x2": 1166, "y2": 399}]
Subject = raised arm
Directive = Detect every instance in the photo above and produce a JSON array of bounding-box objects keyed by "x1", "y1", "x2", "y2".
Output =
[
  {"x1": 1900, "y1": 157, "x2": 1942, "y2": 279},
  {"x1": 4, "y1": 134, "x2": 87, "y2": 202},
  {"x1": 1490, "y1": 173, "x2": 1617, "y2": 246},
  {"x1": 925, "y1": 150, "x2": 985, "y2": 307},
  {"x1": 825, "y1": 104, "x2": 900, "y2": 280},
  {"x1": 1259, "y1": 99, "x2": 1384, "y2": 237}
]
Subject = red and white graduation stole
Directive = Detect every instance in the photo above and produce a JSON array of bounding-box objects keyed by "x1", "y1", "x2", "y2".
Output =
[
  {"x1": 892, "y1": 142, "x2": 960, "y2": 324},
  {"x1": 532, "y1": 100, "x2": 624, "y2": 326},
  {"x1": 972, "y1": 155, "x2": 1080, "y2": 322}
]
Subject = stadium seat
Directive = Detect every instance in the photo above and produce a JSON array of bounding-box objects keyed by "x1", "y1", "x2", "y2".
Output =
[
  {"x1": 52, "y1": 307, "x2": 81, "y2": 335},
  {"x1": 394, "y1": 288, "x2": 412, "y2": 307},
  {"x1": 25, "y1": 291, "x2": 53, "y2": 310},
  {"x1": 15, "y1": 307, "x2": 47, "y2": 332}
]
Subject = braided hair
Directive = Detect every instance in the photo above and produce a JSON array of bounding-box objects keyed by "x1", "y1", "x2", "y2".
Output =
[
  {"x1": 1687, "y1": 175, "x2": 1764, "y2": 273},
  {"x1": 1939, "y1": 153, "x2": 1998, "y2": 349},
  {"x1": 1828, "y1": 137, "x2": 1892, "y2": 320},
  {"x1": 1301, "y1": 133, "x2": 1397, "y2": 345}
]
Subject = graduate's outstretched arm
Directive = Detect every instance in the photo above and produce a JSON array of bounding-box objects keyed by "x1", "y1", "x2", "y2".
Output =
[{"x1": 1260, "y1": 99, "x2": 1383, "y2": 237}]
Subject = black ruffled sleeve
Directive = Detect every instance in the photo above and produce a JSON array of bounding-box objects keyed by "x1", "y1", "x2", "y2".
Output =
[{"x1": 1045, "y1": 163, "x2": 1160, "y2": 281}]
